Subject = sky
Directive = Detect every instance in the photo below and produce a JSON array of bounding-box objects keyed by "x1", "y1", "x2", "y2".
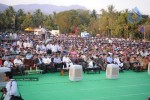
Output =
[{"x1": 1, "y1": 0, "x2": 150, "y2": 15}]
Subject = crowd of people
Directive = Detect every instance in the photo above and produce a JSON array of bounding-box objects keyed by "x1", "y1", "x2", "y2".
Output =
[{"x1": 0, "y1": 32, "x2": 150, "y2": 75}]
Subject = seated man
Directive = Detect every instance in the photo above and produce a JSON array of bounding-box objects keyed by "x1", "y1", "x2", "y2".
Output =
[
  {"x1": 25, "y1": 52, "x2": 33, "y2": 60},
  {"x1": 42, "y1": 55, "x2": 54, "y2": 72},
  {"x1": 106, "y1": 54, "x2": 113, "y2": 64},
  {"x1": 34, "y1": 54, "x2": 47, "y2": 73},
  {"x1": 132, "y1": 57, "x2": 141, "y2": 71},
  {"x1": 113, "y1": 55, "x2": 124, "y2": 72},
  {"x1": 95, "y1": 55, "x2": 105, "y2": 70},
  {"x1": 13, "y1": 55, "x2": 25, "y2": 75},
  {"x1": 62, "y1": 54, "x2": 73, "y2": 69},
  {"x1": 53, "y1": 54, "x2": 63, "y2": 72},
  {"x1": 3, "y1": 57, "x2": 13, "y2": 70}
]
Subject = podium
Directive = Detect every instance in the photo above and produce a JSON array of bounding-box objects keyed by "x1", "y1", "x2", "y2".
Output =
[
  {"x1": 106, "y1": 64, "x2": 119, "y2": 79},
  {"x1": 148, "y1": 62, "x2": 150, "y2": 75},
  {"x1": 0, "y1": 67, "x2": 11, "y2": 86},
  {"x1": 69, "y1": 65, "x2": 82, "y2": 81}
]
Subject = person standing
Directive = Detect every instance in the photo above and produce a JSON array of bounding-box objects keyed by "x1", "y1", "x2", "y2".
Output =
[{"x1": 1, "y1": 72, "x2": 18, "y2": 100}]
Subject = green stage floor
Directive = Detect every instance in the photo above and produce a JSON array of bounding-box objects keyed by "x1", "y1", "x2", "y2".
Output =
[{"x1": 15, "y1": 71, "x2": 150, "y2": 100}]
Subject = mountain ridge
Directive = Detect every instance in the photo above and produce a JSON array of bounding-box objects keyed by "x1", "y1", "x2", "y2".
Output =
[{"x1": 0, "y1": 3, "x2": 87, "y2": 14}]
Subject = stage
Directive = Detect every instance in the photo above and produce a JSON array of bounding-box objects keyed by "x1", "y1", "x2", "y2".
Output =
[{"x1": 4, "y1": 71, "x2": 150, "y2": 100}]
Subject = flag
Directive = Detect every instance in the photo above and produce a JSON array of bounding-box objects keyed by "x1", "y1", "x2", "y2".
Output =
[
  {"x1": 133, "y1": 7, "x2": 141, "y2": 15},
  {"x1": 132, "y1": 6, "x2": 142, "y2": 23},
  {"x1": 141, "y1": 26, "x2": 144, "y2": 33}
]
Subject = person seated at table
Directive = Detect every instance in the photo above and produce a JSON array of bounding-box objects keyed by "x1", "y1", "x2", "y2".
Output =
[
  {"x1": 62, "y1": 54, "x2": 73, "y2": 69},
  {"x1": 42, "y1": 55, "x2": 54, "y2": 72},
  {"x1": 53, "y1": 53, "x2": 63, "y2": 72},
  {"x1": 106, "y1": 54, "x2": 113, "y2": 64},
  {"x1": 95, "y1": 55, "x2": 105, "y2": 70},
  {"x1": 34, "y1": 54, "x2": 47, "y2": 73},
  {"x1": 3, "y1": 57, "x2": 13, "y2": 70},
  {"x1": 10, "y1": 46, "x2": 15, "y2": 54},
  {"x1": 132, "y1": 56, "x2": 141, "y2": 71},
  {"x1": 114, "y1": 55, "x2": 124, "y2": 72},
  {"x1": 13, "y1": 55, "x2": 25, "y2": 75},
  {"x1": 25, "y1": 52, "x2": 33, "y2": 60},
  {"x1": 76, "y1": 53, "x2": 88, "y2": 68},
  {"x1": 88, "y1": 57, "x2": 98, "y2": 68}
]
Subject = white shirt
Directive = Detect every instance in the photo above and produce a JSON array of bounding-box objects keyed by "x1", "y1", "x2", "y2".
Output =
[
  {"x1": 14, "y1": 59, "x2": 23, "y2": 65},
  {"x1": 51, "y1": 45, "x2": 58, "y2": 53},
  {"x1": 114, "y1": 57, "x2": 121, "y2": 64},
  {"x1": 114, "y1": 57, "x2": 123, "y2": 67},
  {"x1": 26, "y1": 54, "x2": 33, "y2": 59},
  {"x1": 3, "y1": 61, "x2": 13, "y2": 68},
  {"x1": 46, "y1": 44, "x2": 52, "y2": 50},
  {"x1": 23, "y1": 42, "x2": 27, "y2": 48},
  {"x1": 107, "y1": 57, "x2": 113, "y2": 64},
  {"x1": 41, "y1": 45, "x2": 47, "y2": 51},
  {"x1": 53, "y1": 57, "x2": 62, "y2": 63},
  {"x1": 42, "y1": 57, "x2": 51, "y2": 64},
  {"x1": 57, "y1": 45, "x2": 62, "y2": 52},
  {"x1": 62, "y1": 56, "x2": 71, "y2": 63},
  {"x1": 17, "y1": 41, "x2": 22, "y2": 48},
  {"x1": 4, "y1": 80, "x2": 18, "y2": 100}
]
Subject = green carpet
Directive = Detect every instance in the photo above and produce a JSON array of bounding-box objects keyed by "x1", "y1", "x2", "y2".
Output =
[{"x1": 14, "y1": 71, "x2": 150, "y2": 100}]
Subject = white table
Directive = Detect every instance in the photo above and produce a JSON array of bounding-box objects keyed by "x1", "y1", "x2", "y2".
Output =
[
  {"x1": 69, "y1": 65, "x2": 82, "y2": 81},
  {"x1": 106, "y1": 64, "x2": 119, "y2": 79}
]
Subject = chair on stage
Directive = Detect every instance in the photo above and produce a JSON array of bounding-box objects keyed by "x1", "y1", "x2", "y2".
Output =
[
  {"x1": 24, "y1": 59, "x2": 42, "y2": 75},
  {"x1": 24, "y1": 59, "x2": 34, "y2": 70}
]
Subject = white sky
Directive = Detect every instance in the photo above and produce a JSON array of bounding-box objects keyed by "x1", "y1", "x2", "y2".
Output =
[{"x1": 1, "y1": 0, "x2": 150, "y2": 15}]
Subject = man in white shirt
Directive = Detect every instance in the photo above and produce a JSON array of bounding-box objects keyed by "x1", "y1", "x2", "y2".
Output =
[
  {"x1": 14, "y1": 55, "x2": 25, "y2": 75},
  {"x1": 2, "y1": 72, "x2": 19, "y2": 100},
  {"x1": 46, "y1": 43, "x2": 52, "y2": 54},
  {"x1": 17, "y1": 40, "x2": 22, "y2": 48},
  {"x1": 51, "y1": 43, "x2": 58, "y2": 53},
  {"x1": 114, "y1": 55, "x2": 124, "y2": 72},
  {"x1": 3, "y1": 57, "x2": 13, "y2": 70},
  {"x1": 106, "y1": 54, "x2": 113, "y2": 64},
  {"x1": 42, "y1": 55, "x2": 51, "y2": 64},
  {"x1": 53, "y1": 54, "x2": 63, "y2": 72},
  {"x1": 23, "y1": 41, "x2": 27, "y2": 49},
  {"x1": 62, "y1": 55, "x2": 72, "y2": 69}
]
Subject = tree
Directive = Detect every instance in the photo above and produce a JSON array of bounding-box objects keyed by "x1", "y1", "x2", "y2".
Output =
[
  {"x1": 43, "y1": 15, "x2": 57, "y2": 30},
  {"x1": 32, "y1": 9, "x2": 44, "y2": 27},
  {"x1": 16, "y1": 9, "x2": 26, "y2": 30},
  {"x1": 56, "y1": 10, "x2": 80, "y2": 33},
  {"x1": 2, "y1": 6, "x2": 16, "y2": 31},
  {"x1": 91, "y1": 9, "x2": 97, "y2": 19},
  {"x1": 22, "y1": 12, "x2": 33, "y2": 29}
]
